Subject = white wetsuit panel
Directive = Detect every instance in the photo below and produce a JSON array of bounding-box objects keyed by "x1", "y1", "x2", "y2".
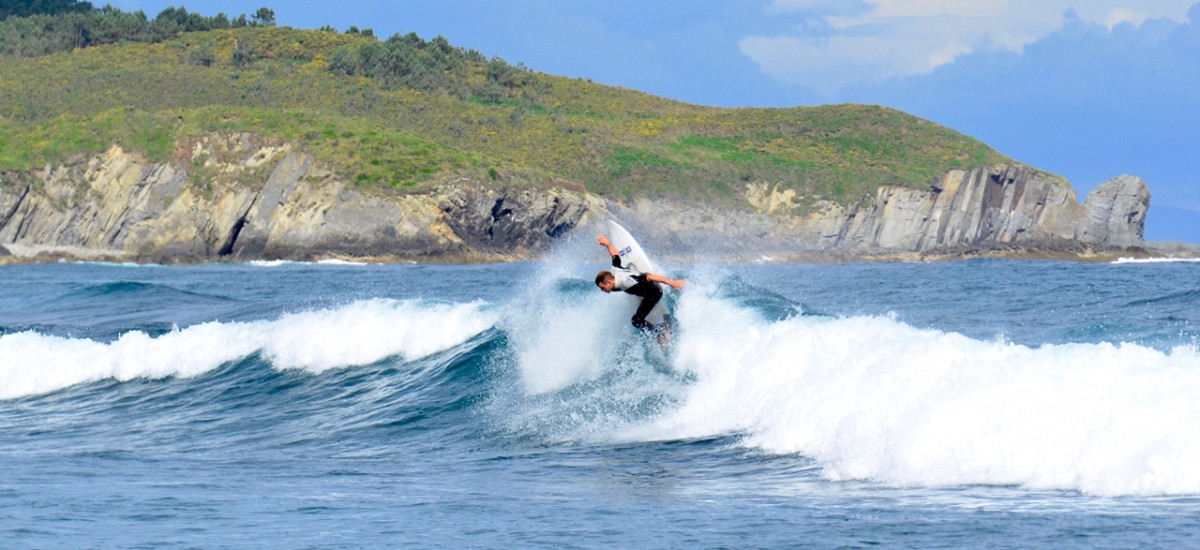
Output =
[{"x1": 611, "y1": 268, "x2": 641, "y2": 292}]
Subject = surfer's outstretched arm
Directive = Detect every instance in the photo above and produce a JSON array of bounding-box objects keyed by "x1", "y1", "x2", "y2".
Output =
[
  {"x1": 645, "y1": 272, "x2": 686, "y2": 290},
  {"x1": 597, "y1": 235, "x2": 622, "y2": 267},
  {"x1": 597, "y1": 235, "x2": 619, "y2": 256},
  {"x1": 597, "y1": 234, "x2": 684, "y2": 289}
]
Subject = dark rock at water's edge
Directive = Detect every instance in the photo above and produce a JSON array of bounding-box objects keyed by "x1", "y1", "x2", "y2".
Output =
[
  {"x1": 0, "y1": 134, "x2": 1183, "y2": 265},
  {"x1": 437, "y1": 183, "x2": 593, "y2": 254}
]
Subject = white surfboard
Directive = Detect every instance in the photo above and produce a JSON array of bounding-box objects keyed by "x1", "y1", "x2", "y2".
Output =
[{"x1": 606, "y1": 220, "x2": 668, "y2": 326}]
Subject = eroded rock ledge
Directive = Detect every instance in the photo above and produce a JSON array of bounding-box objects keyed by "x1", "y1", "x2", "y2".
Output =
[{"x1": 0, "y1": 135, "x2": 1170, "y2": 265}]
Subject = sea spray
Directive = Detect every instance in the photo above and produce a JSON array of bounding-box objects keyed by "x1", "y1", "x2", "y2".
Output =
[
  {"x1": 502, "y1": 246, "x2": 658, "y2": 395},
  {"x1": 493, "y1": 253, "x2": 693, "y2": 441},
  {"x1": 505, "y1": 282, "x2": 636, "y2": 395}
]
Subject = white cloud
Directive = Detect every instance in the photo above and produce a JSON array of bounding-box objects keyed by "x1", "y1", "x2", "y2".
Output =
[
  {"x1": 741, "y1": 35, "x2": 916, "y2": 93},
  {"x1": 1102, "y1": 8, "x2": 1151, "y2": 28},
  {"x1": 743, "y1": 0, "x2": 1196, "y2": 90},
  {"x1": 866, "y1": 0, "x2": 1008, "y2": 19},
  {"x1": 765, "y1": 0, "x2": 870, "y2": 16}
]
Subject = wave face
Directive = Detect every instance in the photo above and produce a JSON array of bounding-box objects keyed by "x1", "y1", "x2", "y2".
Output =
[
  {"x1": 0, "y1": 298, "x2": 498, "y2": 399},
  {"x1": 4, "y1": 257, "x2": 1200, "y2": 548}
]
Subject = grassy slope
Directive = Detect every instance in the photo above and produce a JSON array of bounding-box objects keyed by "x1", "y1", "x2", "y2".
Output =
[{"x1": 0, "y1": 26, "x2": 1027, "y2": 209}]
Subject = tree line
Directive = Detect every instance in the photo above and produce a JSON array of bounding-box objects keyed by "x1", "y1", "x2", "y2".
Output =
[
  {"x1": 1, "y1": 0, "x2": 94, "y2": 20},
  {"x1": 328, "y1": 31, "x2": 534, "y2": 102},
  {"x1": 0, "y1": 2, "x2": 276, "y2": 57},
  {"x1": 0, "y1": 2, "x2": 537, "y2": 104}
]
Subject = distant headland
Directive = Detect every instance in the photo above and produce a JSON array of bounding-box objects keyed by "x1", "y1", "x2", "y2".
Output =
[{"x1": 0, "y1": 5, "x2": 1191, "y2": 264}]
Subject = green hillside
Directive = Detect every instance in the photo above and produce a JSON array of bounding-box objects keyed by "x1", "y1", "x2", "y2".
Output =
[{"x1": 0, "y1": 6, "x2": 1018, "y2": 209}]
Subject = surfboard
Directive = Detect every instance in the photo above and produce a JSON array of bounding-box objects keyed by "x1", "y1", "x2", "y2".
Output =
[
  {"x1": 607, "y1": 220, "x2": 655, "y2": 275},
  {"x1": 606, "y1": 220, "x2": 671, "y2": 334}
]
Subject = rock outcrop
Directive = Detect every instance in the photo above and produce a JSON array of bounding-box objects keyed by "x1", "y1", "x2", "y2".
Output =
[
  {"x1": 0, "y1": 134, "x2": 1154, "y2": 264},
  {"x1": 438, "y1": 182, "x2": 600, "y2": 253},
  {"x1": 773, "y1": 165, "x2": 1150, "y2": 253},
  {"x1": 1078, "y1": 175, "x2": 1150, "y2": 247},
  {"x1": 0, "y1": 137, "x2": 598, "y2": 263}
]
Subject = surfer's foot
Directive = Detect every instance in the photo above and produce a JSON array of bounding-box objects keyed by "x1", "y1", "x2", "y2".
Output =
[{"x1": 655, "y1": 322, "x2": 672, "y2": 348}]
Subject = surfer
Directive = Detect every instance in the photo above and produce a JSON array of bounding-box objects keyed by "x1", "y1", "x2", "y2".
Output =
[{"x1": 595, "y1": 235, "x2": 686, "y2": 337}]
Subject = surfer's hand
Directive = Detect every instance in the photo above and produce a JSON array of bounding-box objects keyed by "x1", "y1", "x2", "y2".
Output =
[
  {"x1": 668, "y1": 279, "x2": 686, "y2": 290},
  {"x1": 596, "y1": 235, "x2": 610, "y2": 247}
]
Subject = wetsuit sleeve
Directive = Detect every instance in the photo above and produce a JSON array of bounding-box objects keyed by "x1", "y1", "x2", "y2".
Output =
[{"x1": 611, "y1": 254, "x2": 622, "y2": 268}]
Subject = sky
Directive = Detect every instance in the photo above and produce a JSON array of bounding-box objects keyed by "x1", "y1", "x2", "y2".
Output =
[{"x1": 112, "y1": 0, "x2": 1200, "y2": 242}]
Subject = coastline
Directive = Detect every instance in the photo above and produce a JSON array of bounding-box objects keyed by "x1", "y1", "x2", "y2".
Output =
[
  {"x1": 3, "y1": 241, "x2": 1194, "y2": 267},
  {"x1": 0, "y1": 145, "x2": 1158, "y2": 269}
]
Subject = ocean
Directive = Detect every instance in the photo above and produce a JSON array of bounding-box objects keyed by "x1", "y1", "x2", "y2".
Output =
[{"x1": 3, "y1": 250, "x2": 1200, "y2": 548}]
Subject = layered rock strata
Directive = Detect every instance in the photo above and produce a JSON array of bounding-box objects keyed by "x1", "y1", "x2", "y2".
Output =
[
  {"x1": 787, "y1": 165, "x2": 1149, "y2": 252},
  {"x1": 0, "y1": 135, "x2": 1152, "y2": 263}
]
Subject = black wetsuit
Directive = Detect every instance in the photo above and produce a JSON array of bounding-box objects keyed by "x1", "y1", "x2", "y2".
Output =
[{"x1": 610, "y1": 254, "x2": 663, "y2": 332}]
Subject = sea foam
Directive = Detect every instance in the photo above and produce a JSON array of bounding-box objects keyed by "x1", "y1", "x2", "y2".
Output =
[
  {"x1": 0, "y1": 299, "x2": 498, "y2": 399},
  {"x1": 1113, "y1": 257, "x2": 1200, "y2": 264},
  {"x1": 624, "y1": 280, "x2": 1200, "y2": 497}
]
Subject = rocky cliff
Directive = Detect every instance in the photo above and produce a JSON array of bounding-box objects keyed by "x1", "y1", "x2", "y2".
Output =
[
  {"x1": 0, "y1": 135, "x2": 606, "y2": 263},
  {"x1": 0, "y1": 134, "x2": 1153, "y2": 264},
  {"x1": 777, "y1": 165, "x2": 1150, "y2": 253}
]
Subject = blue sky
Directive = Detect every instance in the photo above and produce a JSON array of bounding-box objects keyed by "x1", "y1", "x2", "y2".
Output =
[{"x1": 113, "y1": 1, "x2": 1200, "y2": 242}]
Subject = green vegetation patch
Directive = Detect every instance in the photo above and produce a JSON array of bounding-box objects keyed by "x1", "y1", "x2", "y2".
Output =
[
  {"x1": 0, "y1": 108, "x2": 175, "y2": 168},
  {"x1": 604, "y1": 146, "x2": 680, "y2": 176},
  {"x1": 0, "y1": 104, "x2": 479, "y2": 191},
  {"x1": 181, "y1": 106, "x2": 480, "y2": 189}
]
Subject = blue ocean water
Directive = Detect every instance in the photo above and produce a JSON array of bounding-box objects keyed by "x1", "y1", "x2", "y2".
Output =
[{"x1": 3, "y1": 255, "x2": 1200, "y2": 548}]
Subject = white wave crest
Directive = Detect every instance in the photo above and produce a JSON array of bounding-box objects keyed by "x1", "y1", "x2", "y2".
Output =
[
  {"x1": 1113, "y1": 257, "x2": 1200, "y2": 264},
  {"x1": 246, "y1": 259, "x2": 370, "y2": 267},
  {"x1": 629, "y1": 285, "x2": 1200, "y2": 497},
  {"x1": 0, "y1": 299, "x2": 497, "y2": 400}
]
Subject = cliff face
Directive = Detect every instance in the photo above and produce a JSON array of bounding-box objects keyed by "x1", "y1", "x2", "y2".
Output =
[
  {"x1": 0, "y1": 135, "x2": 1151, "y2": 263},
  {"x1": 0, "y1": 136, "x2": 597, "y2": 263},
  {"x1": 781, "y1": 165, "x2": 1150, "y2": 252}
]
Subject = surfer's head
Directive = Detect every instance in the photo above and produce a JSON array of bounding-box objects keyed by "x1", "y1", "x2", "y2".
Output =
[{"x1": 595, "y1": 271, "x2": 616, "y2": 293}]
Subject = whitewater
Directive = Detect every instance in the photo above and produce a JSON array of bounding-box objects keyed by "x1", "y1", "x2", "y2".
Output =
[{"x1": 3, "y1": 254, "x2": 1200, "y2": 548}]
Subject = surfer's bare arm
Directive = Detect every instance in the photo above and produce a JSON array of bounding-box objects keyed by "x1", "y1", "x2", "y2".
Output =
[
  {"x1": 646, "y1": 272, "x2": 686, "y2": 290},
  {"x1": 596, "y1": 235, "x2": 618, "y2": 256},
  {"x1": 596, "y1": 235, "x2": 621, "y2": 266}
]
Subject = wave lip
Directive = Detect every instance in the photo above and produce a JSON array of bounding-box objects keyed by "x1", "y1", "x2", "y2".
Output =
[{"x1": 0, "y1": 299, "x2": 498, "y2": 400}]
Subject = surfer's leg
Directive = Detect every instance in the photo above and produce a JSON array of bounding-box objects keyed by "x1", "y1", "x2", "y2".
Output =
[{"x1": 630, "y1": 282, "x2": 663, "y2": 332}]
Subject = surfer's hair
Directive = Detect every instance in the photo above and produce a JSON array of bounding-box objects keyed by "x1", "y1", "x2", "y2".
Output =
[{"x1": 595, "y1": 270, "x2": 614, "y2": 287}]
